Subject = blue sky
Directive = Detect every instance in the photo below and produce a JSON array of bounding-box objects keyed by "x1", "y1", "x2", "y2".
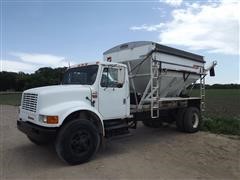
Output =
[{"x1": 0, "y1": 0, "x2": 239, "y2": 84}]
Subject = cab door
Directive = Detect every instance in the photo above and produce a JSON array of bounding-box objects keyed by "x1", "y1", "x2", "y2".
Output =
[{"x1": 98, "y1": 65, "x2": 128, "y2": 119}]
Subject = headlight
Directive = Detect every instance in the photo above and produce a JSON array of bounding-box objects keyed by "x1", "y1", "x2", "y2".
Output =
[{"x1": 40, "y1": 115, "x2": 59, "y2": 124}]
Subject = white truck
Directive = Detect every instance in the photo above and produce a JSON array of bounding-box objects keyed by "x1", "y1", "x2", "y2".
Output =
[{"x1": 17, "y1": 41, "x2": 216, "y2": 165}]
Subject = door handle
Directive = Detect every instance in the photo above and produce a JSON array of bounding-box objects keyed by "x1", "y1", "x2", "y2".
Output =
[{"x1": 123, "y1": 98, "x2": 126, "y2": 104}]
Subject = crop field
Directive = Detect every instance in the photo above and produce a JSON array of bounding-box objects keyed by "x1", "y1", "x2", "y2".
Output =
[{"x1": 189, "y1": 89, "x2": 240, "y2": 119}]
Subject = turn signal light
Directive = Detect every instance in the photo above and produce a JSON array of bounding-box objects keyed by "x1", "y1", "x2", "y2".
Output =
[{"x1": 46, "y1": 116, "x2": 59, "y2": 124}]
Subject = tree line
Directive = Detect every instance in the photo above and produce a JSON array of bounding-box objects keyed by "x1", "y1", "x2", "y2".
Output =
[
  {"x1": 0, "y1": 67, "x2": 66, "y2": 91},
  {"x1": 0, "y1": 67, "x2": 239, "y2": 91},
  {"x1": 192, "y1": 83, "x2": 240, "y2": 89}
]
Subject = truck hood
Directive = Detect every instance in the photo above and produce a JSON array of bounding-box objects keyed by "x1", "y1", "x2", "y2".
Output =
[
  {"x1": 24, "y1": 85, "x2": 90, "y2": 95},
  {"x1": 23, "y1": 85, "x2": 92, "y2": 113}
]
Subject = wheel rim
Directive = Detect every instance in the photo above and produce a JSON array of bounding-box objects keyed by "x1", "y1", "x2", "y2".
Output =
[
  {"x1": 70, "y1": 130, "x2": 91, "y2": 155},
  {"x1": 192, "y1": 113, "x2": 199, "y2": 128}
]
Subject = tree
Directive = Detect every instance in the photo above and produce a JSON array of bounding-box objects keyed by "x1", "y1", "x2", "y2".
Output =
[{"x1": 0, "y1": 67, "x2": 66, "y2": 91}]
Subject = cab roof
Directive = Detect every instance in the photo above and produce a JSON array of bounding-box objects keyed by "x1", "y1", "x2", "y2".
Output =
[{"x1": 68, "y1": 61, "x2": 126, "y2": 69}]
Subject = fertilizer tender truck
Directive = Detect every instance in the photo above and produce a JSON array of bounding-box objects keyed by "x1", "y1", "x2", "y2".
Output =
[{"x1": 17, "y1": 41, "x2": 216, "y2": 165}]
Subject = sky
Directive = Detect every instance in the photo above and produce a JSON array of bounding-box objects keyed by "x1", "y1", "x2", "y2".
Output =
[{"x1": 0, "y1": 0, "x2": 239, "y2": 84}]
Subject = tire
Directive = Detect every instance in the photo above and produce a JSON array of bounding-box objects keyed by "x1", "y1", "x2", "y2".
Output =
[
  {"x1": 142, "y1": 119, "x2": 162, "y2": 128},
  {"x1": 55, "y1": 119, "x2": 100, "y2": 165},
  {"x1": 27, "y1": 135, "x2": 50, "y2": 145},
  {"x1": 176, "y1": 108, "x2": 186, "y2": 132},
  {"x1": 183, "y1": 107, "x2": 201, "y2": 133}
]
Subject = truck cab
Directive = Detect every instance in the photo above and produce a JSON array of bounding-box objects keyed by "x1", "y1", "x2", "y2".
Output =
[
  {"x1": 62, "y1": 62, "x2": 130, "y2": 120},
  {"x1": 18, "y1": 62, "x2": 130, "y2": 165}
]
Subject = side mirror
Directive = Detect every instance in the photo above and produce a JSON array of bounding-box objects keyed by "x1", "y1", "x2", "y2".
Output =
[
  {"x1": 117, "y1": 68, "x2": 125, "y2": 86},
  {"x1": 210, "y1": 67, "x2": 215, "y2": 77}
]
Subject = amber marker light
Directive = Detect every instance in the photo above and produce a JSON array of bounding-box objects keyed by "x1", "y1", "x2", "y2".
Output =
[{"x1": 46, "y1": 116, "x2": 59, "y2": 124}]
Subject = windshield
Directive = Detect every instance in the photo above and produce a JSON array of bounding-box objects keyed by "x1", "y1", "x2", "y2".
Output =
[{"x1": 62, "y1": 65, "x2": 99, "y2": 85}]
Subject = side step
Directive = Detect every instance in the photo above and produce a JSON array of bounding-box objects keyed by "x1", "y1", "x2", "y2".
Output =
[{"x1": 104, "y1": 119, "x2": 130, "y2": 138}]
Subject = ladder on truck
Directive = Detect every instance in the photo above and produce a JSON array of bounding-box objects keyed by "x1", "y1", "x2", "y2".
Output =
[
  {"x1": 199, "y1": 61, "x2": 217, "y2": 112},
  {"x1": 189, "y1": 69, "x2": 206, "y2": 112},
  {"x1": 200, "y1": 74, "x2": 206, "y2": 111},
  {"x1": 150, "y1": 60, "x2": 161, "y2": 118}
]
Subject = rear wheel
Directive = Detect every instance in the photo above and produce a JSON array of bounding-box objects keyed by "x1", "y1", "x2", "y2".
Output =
[
  {"x1": 183, "y1": 107, "x2": 201, "y2": 133},
  {"x1": 55, "y1": 119, "x2": 100, "y2": 165},
  {"x1": 176, "y1": 108, "x2": 186, "y2": 132}
]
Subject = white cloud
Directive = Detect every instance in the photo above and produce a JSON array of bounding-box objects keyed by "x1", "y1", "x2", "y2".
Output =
[
  {"x1": 130, "y1": 23, "x2": 164, "y2": 32},
  {"x1": 1, "y1": 53, "x2": 74, "y2": 73},
  {"x1": 130, "y1": 0, "x2": 240, "y2": 55},
  {"x1": 160, "y1": 0, "x2": 183, "y2": 7},
  {"x1": 1, "y1": 60, "x2": 38, "y2": 73},
  {"x1": 11, "y1": 52, "x2": 66, "y2": 66}
]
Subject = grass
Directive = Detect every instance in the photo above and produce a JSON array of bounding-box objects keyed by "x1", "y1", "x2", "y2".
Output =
[
  {"x1": 0, "y1": 89, "x2": 239, "y2": 136},
  {"x1": 201, "y1": 116, "x2": 240, "y2": 136},
  {"x1": 0, "y1": 92, "x2": 22, "y2": 106}
]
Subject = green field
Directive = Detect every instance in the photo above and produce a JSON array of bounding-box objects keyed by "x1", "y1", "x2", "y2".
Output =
[
  {"x1": 1, "y1": 89, "x2": 239, "y2": 135},
  {"x1": 190, "y1": 89, "x2": 240, "y2": 136},
  {"x1": 190, "y1": 89, "x2": 240, "y2": 119},
  {"x1": 0, "y1": 92, "x2": 22, "y2": 106}
]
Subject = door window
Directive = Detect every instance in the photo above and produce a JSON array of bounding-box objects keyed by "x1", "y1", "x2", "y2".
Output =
[{"x1": 100, "y1": 67, "x2": 125, "y2": 88}]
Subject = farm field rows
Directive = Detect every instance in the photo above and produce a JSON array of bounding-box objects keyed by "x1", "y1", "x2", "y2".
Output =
[{"x1": 190, "y1": 89, "x2": 240, "y2": 119}]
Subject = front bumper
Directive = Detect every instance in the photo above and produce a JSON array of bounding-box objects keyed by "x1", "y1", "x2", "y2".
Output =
[{"x1": 17, "y1": 120, "x2": 58, "y2": 140}]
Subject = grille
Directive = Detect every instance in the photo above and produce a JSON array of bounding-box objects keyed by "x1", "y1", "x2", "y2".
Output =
[{"x1": 22, "y1": 93, "x2": 38, "y2": 112}]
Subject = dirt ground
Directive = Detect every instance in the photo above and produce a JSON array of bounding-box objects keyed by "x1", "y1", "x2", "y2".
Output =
[{"x1": 0, "y1": 105, "x2": 239, "y2": 180}]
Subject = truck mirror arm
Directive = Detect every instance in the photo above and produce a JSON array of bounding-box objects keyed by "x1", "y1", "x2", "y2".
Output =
[{"x1": 85, "y1": 96, "x2": 95, "y2": 107}]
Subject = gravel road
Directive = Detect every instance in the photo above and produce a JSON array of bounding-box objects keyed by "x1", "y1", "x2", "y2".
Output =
[{"x1": 0, "y1": 105, "x2": 239, "y2": 180}]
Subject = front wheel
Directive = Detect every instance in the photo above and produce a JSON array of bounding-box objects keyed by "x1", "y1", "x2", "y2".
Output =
[{"x1": 55, "y1": 119, "x2": 100, "y2": 165}]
